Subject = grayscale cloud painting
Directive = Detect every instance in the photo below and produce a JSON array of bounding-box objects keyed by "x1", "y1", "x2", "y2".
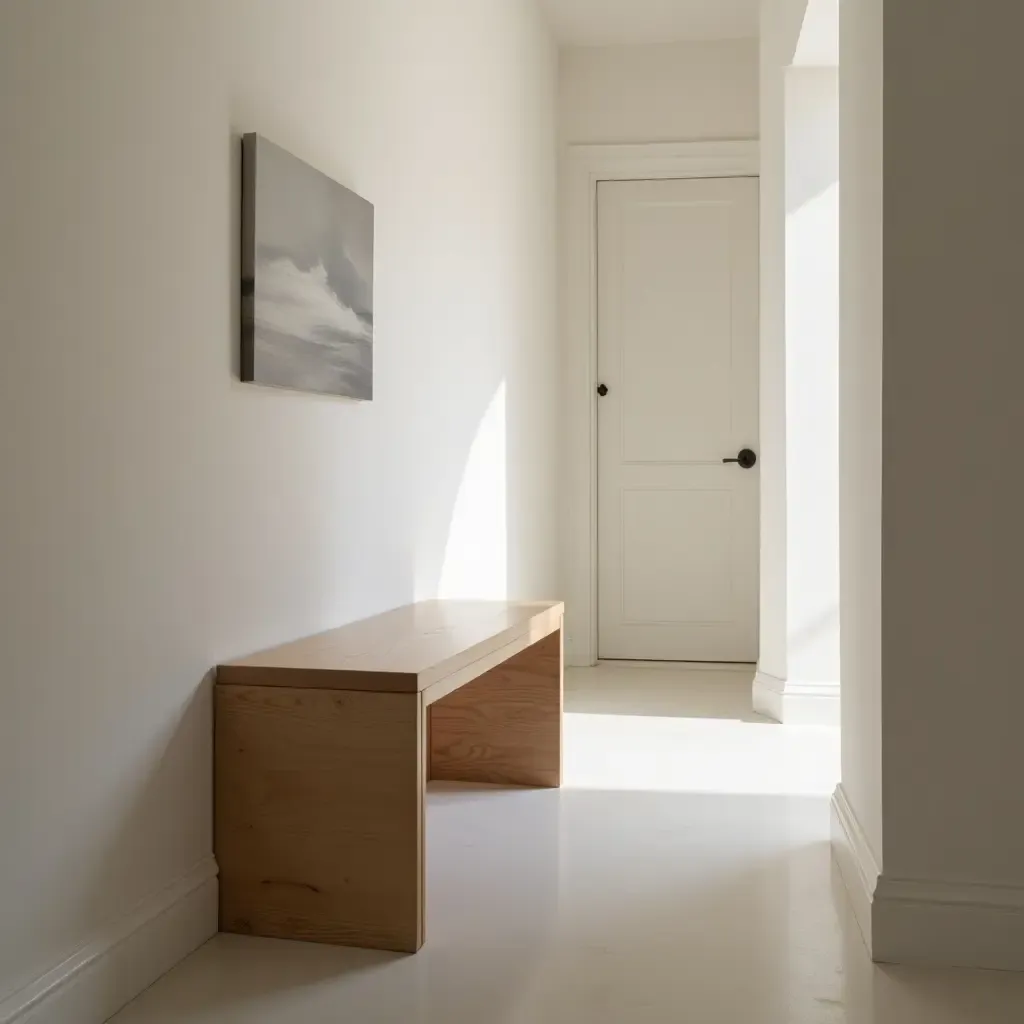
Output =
[{"x1": 241, "y1": 134, "x2": 373, "y2": 399}]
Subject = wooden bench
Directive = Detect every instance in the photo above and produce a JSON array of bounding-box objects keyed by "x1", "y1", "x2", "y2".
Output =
[{"x1": 214, "y1": 599, "x2": 563, "y2": 954}]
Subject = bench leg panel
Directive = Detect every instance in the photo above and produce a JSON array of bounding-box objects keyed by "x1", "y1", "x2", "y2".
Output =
[
  {"x1": 428, "y1": 628, "x2": 563, "y2": 788},
  {"x1": 215, "y1": 685, "x2": 424, "y2": 952}
]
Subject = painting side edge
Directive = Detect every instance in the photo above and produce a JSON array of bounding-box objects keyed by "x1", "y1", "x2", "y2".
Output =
[{"x1": 239, "y1": 133, "x2": 257, "y2": 382}]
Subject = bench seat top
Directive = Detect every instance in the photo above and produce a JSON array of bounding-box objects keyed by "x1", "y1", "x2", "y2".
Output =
[{"x1": 217, "y1": 599, "x2": 563, "y2": 698}]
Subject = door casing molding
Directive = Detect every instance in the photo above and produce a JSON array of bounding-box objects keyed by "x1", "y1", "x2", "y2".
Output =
[{"x1": 561, "y1": 140, "x2": 760, "y2": 666}]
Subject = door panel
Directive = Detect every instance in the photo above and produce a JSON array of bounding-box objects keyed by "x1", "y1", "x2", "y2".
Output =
[
  {"x1": 597, "y1": 177, "x2": 759, "y2": 662},
  {"x1": 620, "y1": 487, "x2": 734, "y2": 625}
]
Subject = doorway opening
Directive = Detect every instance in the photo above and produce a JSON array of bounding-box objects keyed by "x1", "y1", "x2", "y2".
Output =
[{"x1": 561, "y1": 3, "x2": 839, "y2": 736}]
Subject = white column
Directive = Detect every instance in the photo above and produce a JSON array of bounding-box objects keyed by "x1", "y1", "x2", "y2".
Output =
[{"x1": 835, "y1": 0, "x2": 1024, "y2": 971}]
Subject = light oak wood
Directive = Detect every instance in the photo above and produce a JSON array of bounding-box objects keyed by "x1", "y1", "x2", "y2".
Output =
[
  {"x1": 214, "y1": 600, "x2": 563, "y2": 953},
  {"x1": 217, "y1": 600, "x2": 563, "y2": 693},
  {"x1": 215, "y1": 685, "x2": 424, "y2": 953},
  {"x1": 429, "y1": 630, "x2": 563, "y2": 788},
  {"x1": 420, "y1": 612, "x2": 563, "y2": 707}
]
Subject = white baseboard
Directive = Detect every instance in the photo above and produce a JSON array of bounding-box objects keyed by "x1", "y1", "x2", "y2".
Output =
[
  {"x1": 873, "y1": 875, "x2": 1024, "y2": 971},
  {"x1": 830, "y1": 784, "x2": 879, "y2": 956},
  {"x1": 565, "y1": 652, "x2": 596, "y2": 669},
  {"x1": 753, "y1": 670, "x2": 840, "y2": 725},
  {"x1": 563, "y1": 631, "x2": 593, "y2": 668},
  {"x1": 594, "y1": 660, "x2": 754, "y2": 672},
  {"x1": 0, "y1": 857, "x2": 218, "y2": 1024},
  {"x1": 831, "y1": 786, "x2": 1024, "y2": 971}
]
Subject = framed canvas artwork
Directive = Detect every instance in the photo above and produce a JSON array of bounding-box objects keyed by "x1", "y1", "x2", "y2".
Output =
[{"x1": 241, "y1": 134, "x2": 374, "y2": 399}]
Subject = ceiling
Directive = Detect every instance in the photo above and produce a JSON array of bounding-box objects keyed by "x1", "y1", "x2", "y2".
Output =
[{"x1": 540, "y1": 0, "x2": 760, "y2": 47}]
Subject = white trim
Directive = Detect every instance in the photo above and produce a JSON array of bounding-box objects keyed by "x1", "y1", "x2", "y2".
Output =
[
  {"x1": 881, "y1": 877, "x2": 1024, "y2": 911},
  {"x1": 832, "y1": 786, "x2": 1024, "y2": 970},
  {"x1": 561, "y1": 140, "x2": 760, "y2": 667},
  {"x1": 0, "y1": 857, "x2": 218, "y2": 1024},
  {"x1": 873, "y1": 876, "x2": 1024, "y2": 971},
  {"x1": 753, "y1": 670, "x2": 840, "y2": 725},
  {"x1": 595, "y1": 659, "x2": 757, "y2": 673},
  {"x1": 752, "y1": 670, "x2": 785, "y2": 721},
  {"x1": 830, "y1": 784, "x2": 880, "y2": 957}
]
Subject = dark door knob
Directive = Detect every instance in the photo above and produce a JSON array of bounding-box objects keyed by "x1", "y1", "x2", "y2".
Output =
[
  {"x1": 596, "y1": 383, "x2": 609, "y2": 397},
  {"x1": 723, "y1": 448, "x2": 757, "y2": 469}
]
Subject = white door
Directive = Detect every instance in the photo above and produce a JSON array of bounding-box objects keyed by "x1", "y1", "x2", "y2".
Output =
[{"x1": 597, "y1": 177, "x2": 759, "y2": 662}]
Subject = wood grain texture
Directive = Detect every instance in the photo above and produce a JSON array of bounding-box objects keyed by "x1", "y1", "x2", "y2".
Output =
[
  {"x1": 217, "y1": 600, "x2": 563, "y2": 693},
  {"x1": 428, "y1": 629, "x2": 563, "y2": 788},
  {"x1": 215, "y1": 685, "x2": 424, "y2": 953}
]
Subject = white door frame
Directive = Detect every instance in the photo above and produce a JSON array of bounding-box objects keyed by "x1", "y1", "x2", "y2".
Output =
[{"x1": 561, "y1": 140, "x2": 761, "y2": 667}]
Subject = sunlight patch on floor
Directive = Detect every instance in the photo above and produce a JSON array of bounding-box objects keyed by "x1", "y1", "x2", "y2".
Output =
[
  {"x1": 564, "y1": 662, "x2": 840, "y2": 796},
  {"x1": 564, "y1": 711, "x2": 839, "y2": 796}
]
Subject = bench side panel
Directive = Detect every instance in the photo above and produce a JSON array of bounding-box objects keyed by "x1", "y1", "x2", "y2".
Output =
[
  {"x1": 428, "y1": 628, "x2": 563, "y2": 788},
  {"x1": 216, "y1": 685, "x2": 424, "y2": 952}
]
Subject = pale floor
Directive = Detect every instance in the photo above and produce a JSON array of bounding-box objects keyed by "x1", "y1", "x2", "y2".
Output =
[{"x1": 111, "y1": 664, "x2": 1024, "y2": 1023}]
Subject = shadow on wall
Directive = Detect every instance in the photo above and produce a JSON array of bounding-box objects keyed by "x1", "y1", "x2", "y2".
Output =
[
  {"x1": 28, "y1": 674, "x2": 215, "y2": 1014},
  {"x1": 785, "y1": 66, "x2": 839, "y2": 215}
]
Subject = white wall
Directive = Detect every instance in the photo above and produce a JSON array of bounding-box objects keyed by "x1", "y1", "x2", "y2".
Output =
[
  {"x1": 757, "y1": 4, "x2": 803, "y2": 683},
  {"x1": 756, "y1": 0, "x2": 840, "y2": 723},
  {"x1": 560, "y1": 39, "x2": 759, "y2": 144},
  {"x1": 0, "y1": 0, "x2": 557, "y2": 1010},
  {"x1": 877, "y1": 0, "x2": 1024, "y2": 963},
  {"x1": 783, "y1": 67, "x2": 839, "y2": 688},
  {"x1": 837, "y1": 0, "x2": 883, "y2": 863}
]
